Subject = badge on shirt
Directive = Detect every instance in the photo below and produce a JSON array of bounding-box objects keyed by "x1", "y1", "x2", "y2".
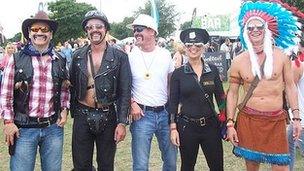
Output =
[{"x1": 202, "y1": 80, "x2": 215, "y2": 86}]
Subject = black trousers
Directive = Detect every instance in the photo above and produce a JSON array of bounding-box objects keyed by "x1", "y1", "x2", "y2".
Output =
[
  {"x1": 177, "y1": 117, "x2": 223, "y2": 171},
  {"x1": 72, "y1": 105, "x2": 117, "y2": 171}
]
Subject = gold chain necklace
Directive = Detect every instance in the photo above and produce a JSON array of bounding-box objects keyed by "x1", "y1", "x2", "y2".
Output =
[{"x1": 140, "y1": 49, "x2": 156, "y2": 80}]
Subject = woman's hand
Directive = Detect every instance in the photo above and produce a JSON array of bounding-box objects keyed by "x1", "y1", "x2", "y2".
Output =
[{"x1": 227, "y1": 127, "x2": 239, "y2": 146}]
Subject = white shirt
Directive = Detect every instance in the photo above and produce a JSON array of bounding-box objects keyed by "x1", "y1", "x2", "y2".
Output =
[
  {"x1": 129, "y1": 46, "x2": 174, "y2": 106},
  {"x1": 220, "y1": 43, "x2": 231, "y2": 59}
]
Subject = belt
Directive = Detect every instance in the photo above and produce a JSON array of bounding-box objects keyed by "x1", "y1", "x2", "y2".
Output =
[
  {"x1": 181, "y1": 115, "x2": 214, "y2": 127},
  {"x1": 76, "y1": 101, "x2": 114, "y2": 113},
  {"x1": 15, "y1": 114, "x2": 58, "y2": 128},
  {"x1": 138, "y1": 103, "x2": 166, "y2": 113}
]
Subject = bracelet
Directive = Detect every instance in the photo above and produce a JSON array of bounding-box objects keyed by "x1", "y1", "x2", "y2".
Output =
[
  {"x1": 130, "y1": 99, "x2": 136, "y2": 104},
  {"x1": 292, "y1": 117, "x2": 302, "y2": 122},
  {"x1": 226, "y1": 118, "x2": 235, "y2": 123},
  {"x1": 61, "y1": 107, "x2": 69, "y2": 111},
  {"x1": 4, "y1": 119, "x2": 14, "y2": 125},
  {"x1": 226, "y1": 122, "x2": 234, "y2": 128},
  {"x1": 291, "y1": 109, "x2": 300, "y2": 113},
  {"x1": 170, "y1": 127, "x2": 177, "y2": 131}
]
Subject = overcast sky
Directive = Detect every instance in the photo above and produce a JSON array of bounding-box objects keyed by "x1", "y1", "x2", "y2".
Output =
[{"x1": 0, "y1": 0, "x2": 241, "y2": 38}]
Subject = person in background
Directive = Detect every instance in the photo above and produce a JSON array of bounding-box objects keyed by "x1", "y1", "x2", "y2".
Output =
[
  {"x1": 172, "y1": 45, "x2": 188, "y2": 68},
  {"x1": 0, "y1": 43, "x2": 16, "y2": 71},
  {"x1": 1, "y1": 10, "x2": 70, "y2": 171},
  {"x1": 72, "y1": 43, "x2": 79, "y2": 52},
  {"x1": 220, "y1": 38, "x2": 232, "y2": 68},
  {"x1": 233, "y1": 38, "x2": 244, "y2": 57},
  {"x1": 288, "y1": 39, "x2": 304, "y2": 171},
  {"x1": 128, "y1": 14, "x2": 177, "y2": 171},
  {"x1": 60, "y1": 41, "x2": 73, "y2": 68},
  {"x1": 207, "y1": 41, "x2": 216, "y2": 52},
  {"x1": 170, "y1": 28, "x2": 225, "y2": 171}
]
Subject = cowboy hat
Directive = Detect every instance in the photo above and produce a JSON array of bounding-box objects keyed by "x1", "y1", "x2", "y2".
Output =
[{"x1": 22, "y1": 11, "x2": 58, "y2": 40}]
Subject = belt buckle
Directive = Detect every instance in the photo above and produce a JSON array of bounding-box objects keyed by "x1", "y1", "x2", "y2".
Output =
[
  {"x1": 199, "y1": 117, "x2": 206, "y2": 127},
  {"x1": 37, "y1": 117, "x2": 51, "y2": 126}
]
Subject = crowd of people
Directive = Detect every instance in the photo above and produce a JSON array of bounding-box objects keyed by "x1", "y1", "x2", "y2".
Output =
[{"x1": 0, "y1": 1, "x2": 303, "y2": 171}]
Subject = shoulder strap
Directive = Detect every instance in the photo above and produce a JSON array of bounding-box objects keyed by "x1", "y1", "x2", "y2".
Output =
[
  {"x1": 88, "y1": 50, "x2": 98, "y2": 108},
  {"x1": 237, "y1": 59, "x2": 266, "y2": 111},
  {"x1": 191, "y1": 70, "x2": 218, "y2": 115}
]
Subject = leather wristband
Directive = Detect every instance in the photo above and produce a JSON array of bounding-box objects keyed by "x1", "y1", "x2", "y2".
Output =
[
  {"x1": 226, "y1": 118, "x2": 235, "y2": 123},
  {"x1": 292, "y1": 117, "x2": 302, "y2": 122},
  {"x1": 170, "y1": 127, "x2": 177, "y2": 131},
  {"x1": 4, "y1": 119, "x2": 14, "y2": 125}
]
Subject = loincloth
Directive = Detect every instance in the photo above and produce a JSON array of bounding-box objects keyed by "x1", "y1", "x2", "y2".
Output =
[{"x1": 233, "y1": 106, "x2": 290, "y2": 165}]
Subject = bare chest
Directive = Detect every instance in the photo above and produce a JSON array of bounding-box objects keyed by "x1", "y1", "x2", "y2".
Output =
[{"x1": 239, "y1": 59, "x2": 283, "y2": 83}]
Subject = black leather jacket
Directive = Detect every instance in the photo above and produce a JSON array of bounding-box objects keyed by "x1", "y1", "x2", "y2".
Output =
[{"x1": 69, "y1": 45, "x2": 131, "y2": 124}]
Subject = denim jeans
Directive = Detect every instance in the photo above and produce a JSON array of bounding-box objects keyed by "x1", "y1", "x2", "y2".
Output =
[
  {"x1": 287, "y1": 124, "x2": 304, "y2": 171},
  {"x1": 10, "y1": 123, "x2": 63, "y2": 171},
  {"x1": 130, "y1": 109, "x2": 177, "y2": 171}
]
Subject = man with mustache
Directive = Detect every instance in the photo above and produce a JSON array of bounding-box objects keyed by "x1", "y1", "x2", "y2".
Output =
[
  {"x1": 0, "y1": 10, "x2": 70, "y2": 170},
  {"x1": 128, "y1": 14, "x2": 177, "y2": 171},
  {"x1": 69, "y1": 10, "x2": 131, "y2": 171}
]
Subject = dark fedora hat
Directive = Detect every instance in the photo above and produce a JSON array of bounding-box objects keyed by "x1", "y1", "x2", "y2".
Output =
[
  {"x1": 22, "y1": 11, "x2": 58, "y2": 40},
  {"x1": 180, "y1": 28, "x2": 209, "y2": 44}
]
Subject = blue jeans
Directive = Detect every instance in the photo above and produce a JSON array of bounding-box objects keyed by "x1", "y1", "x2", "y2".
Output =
[
  {"x1": 287, "y1": 124, "x2": 304, "y2": 171},
  {"x1": 10, "y1": 123, "x2": 64, "y2": 171},
  {"x1": 130, "y1": 109, "x2": 177, "y2": 171}
]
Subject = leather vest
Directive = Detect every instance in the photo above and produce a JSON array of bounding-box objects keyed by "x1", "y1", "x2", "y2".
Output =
[{"x1": 13, "y1": 51, "x2": 68, "y2": 119}]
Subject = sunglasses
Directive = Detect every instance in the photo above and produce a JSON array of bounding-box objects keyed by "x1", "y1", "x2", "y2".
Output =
[
  {"x1": 247, "y1": 24, "x2": 265, "y2": 32},
  {"x1": 133, "y1": 25, "x2": 147, "y2": 33},
  {"x1": 30, "y1": 26, "x2": 51, "y2": 33},
  {"x1": 185, "y1": 43, "x2": 204, "y2": 48},
  {"x1": 85, "y1": 24, "x2": 105, "y2": 31}
]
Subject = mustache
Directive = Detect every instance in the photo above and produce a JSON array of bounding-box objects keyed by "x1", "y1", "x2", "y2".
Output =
[
  {"x1": 33, "y1": 35, "x2": 47, "y2": 39},
  {"x1": 135, "y1": 34, "x2": 143, "y2": 39},
  {"x1": 89, "y1": 31, "x2": 102, "y2": 37}
]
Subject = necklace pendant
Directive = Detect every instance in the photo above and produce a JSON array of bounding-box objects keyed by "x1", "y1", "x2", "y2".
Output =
[{"x1": 144, "y1": 72, "x2": 151, "y2": 80}]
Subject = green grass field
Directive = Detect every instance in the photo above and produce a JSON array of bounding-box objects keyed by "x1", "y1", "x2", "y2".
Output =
[{"x1": 0, "y1": 120, "x2": 303, "y2": 171}]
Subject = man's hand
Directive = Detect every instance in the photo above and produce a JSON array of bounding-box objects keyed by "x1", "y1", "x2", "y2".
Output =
[
  {"x1": 3, "y1": 123, "x2": 19, "y2": 146},
  {"x1": 293, "y1": 121, "x2": 302, "y2": 140},
  {"x1": 130, "y1": 102, "x2": 144, "y2": 121},
  {"x1": 57, "y1": 109, "x2": 68, "y2": 127},
  {"x1": 114, "y1": 123, "x2": 126, "y2": 144},
  {"x1": 227, "y1": 127, "x2": 239, "y2": 146},
  {"x1": 170, "y1": 130, "x2": 180, "y2": 146}
]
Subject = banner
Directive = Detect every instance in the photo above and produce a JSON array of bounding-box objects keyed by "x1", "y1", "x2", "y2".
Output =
[
  {"x1": 202, "y1": 15, "x2": 230, "y2": 32},
  {"x1": 204, "y1": 51, "x2": 228, "y2": 81}
]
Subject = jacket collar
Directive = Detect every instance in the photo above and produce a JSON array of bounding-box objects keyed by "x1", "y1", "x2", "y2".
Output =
[
  {"x1": 75, "y1": 43, "x2": 115, "y2": 76},
  {"x1": 183, "y1": 59, "x2": 211, "y2": 74}
]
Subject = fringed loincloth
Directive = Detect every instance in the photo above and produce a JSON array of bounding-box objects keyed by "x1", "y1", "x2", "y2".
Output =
[{"x1": 233, "y1": 106, "x2": 290, "y2": 165}]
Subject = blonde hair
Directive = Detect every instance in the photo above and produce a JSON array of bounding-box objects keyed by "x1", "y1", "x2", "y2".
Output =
[{"x1": 5, "y1": 43, "x2": 16, "y2": 54}]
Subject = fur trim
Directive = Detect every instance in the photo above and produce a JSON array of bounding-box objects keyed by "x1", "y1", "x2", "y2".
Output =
[
  {"x1": 233, "y1": 146, "x2": 291, "y2": 165},
  {"x1": 263, "y1": 23, "x2": 273, "y2": 79}
]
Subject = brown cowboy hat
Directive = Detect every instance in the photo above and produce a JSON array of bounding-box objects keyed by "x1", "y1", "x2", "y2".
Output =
[{"x1": 22, "y1": 11, "x2": 58, "y2": 40}]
